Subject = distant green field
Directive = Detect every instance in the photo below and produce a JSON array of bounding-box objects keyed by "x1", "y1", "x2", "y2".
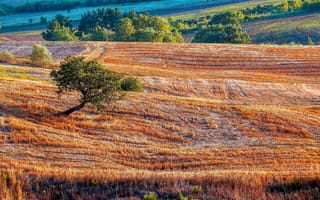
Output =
[
  {"x1": 244, "y1": 13, "x2": 320, "y2": 44},
  {"x1": 174, "y1": 0, "x2": 320, "y2": 45},
  {"x1": 176, "y1": 0, "x2": 279, "y2": 20}
]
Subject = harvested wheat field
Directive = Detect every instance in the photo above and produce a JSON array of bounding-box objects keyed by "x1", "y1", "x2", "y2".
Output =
[{"x1": 0, "y1": 42, "x2": 320, "y2": 199}]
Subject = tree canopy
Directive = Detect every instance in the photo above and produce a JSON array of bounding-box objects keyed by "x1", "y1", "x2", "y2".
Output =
[
  {"x1": 115, "y1": 14, "x2": 184, "y2": 42},
  {"x1": 192, "y1": 24, "x2": 251, "y2": 44},
  {"x1": 79, "y1": 8, "x2": 123, "y2": 34},
  {"x1": 89, "y1": 26, "x2": 115, "y2": 41},
  {"x1": 210, "y1": 11, "x2": 245, "y2": 25},
  {"x1": 115, "y1": 18, "x2": 135, "y2": 41},
  {"x1": 50, "y1": 56, "x2": 123, "y2": 116},
  {"x1": 42, "y1": 15, "x2": 77, "y2": 41},
  {"x1": 42, "y1": 9, "x2": 184, "y2": 43}
]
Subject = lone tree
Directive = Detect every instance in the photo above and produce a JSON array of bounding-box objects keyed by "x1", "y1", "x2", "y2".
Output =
[{"x1": 50, "y1": 56, "x2": 123, "y2": 116}]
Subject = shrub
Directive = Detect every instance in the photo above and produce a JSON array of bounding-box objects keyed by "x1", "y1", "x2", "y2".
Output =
[
  {"x1": 0, "y1": 51, "x2": 16, "y2": 64},
  {"x1": 120, "y1": 77, "x2": 143, "y2": 92},
  {"x1": 143, "y1": 192, "x2": 157, "y2": 200},
  {"x1": 192, "y1": 185, "x2": 202, "y2": 193},
  {"x1": 30, "y1": 44, "x2": 51, "y2": 67}
]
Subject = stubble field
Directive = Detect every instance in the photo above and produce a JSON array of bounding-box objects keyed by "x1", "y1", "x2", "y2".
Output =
[{"x1": 0, "y1": 41, "x2": 320, "y2": 199}]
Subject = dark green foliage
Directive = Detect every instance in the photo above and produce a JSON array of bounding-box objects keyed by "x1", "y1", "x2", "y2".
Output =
[
  {"x1": 243, "y1": 4, "x2": 282, "y2": 18},
  {"x1": 88, "y1": 26, "x2": 115, "y2": 41},
  {"x1": 192, "y1": 24, "x2": 251, "y2": 44},
  {"x1": 210, "y1": 11, "x2": 244, "y2": 25},
  {"x1": 51, "y1": 14, "x2": 73, "y2": 28},
  {"x1": 42, "y1": 15, "x2": 77, "y2": 41},
  {"x1": 50, "y1": 56, "x2": 123, "y2": 115},
  {"x1": 79, "y1": 8, "x2": 124, "y2": 34},
  {"x1": 115, "y1": 14, "x2": 184, "y2": 42},
  {"x1": 42, "y1": 9, "x2": 182, "y2": 42},
  {"x1": 120, "y1": 77, "x2": 143, "y2": 92},
  {"x1": 134, "y1": 28, "x2": 159, "y2": 42},
  {"x1": 132, "y1": 13, "x2": 152, "y2": 30},
  {"x1": 115, "y1": 18, "x2": 135, "y2": 41},
  {"x1": 42, "y1": 21, "x2": 78, "y2": 41}
]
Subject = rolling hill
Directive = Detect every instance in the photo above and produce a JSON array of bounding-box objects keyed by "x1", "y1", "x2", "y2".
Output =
[{"x1": 0, "y1": 41, "x2": 320, "y2": 199}]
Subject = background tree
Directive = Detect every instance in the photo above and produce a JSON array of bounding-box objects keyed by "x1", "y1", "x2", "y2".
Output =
[
  {"x1": 30, "y1": 44, "x2": 51, "y2": 67},
  {"x1": 132, "y1": 13, "x2": 151, "y2": 30},
  {"x1": 51, "y1": 14, "x2": 73, "y2": 28},
  {"x1": 115, "y1": 18, "x2": 135, "y2": 41},
  {"x1": 50, "y1": 56, "x2": 123, "y2": 116},
  {"x1": 192, "y1": 24, "x2": 251, "y2": 44},
  {"x1": 42, "y1": 20, "x2": 78, "y2": 41},
  {"x1": 78, "y1": 8, "x2": 123, "y2": 34},
  {"x1": 210, "y1": 11, "x2": 244, "y2": 25},
  {"x1": 116, "y1": 14, "x2": 184, "y2": 42},
  {"x1": 42, "y1": 15, "x2": 77, "y2": 41},
  {"x1": 134, "y1": 28, "x2": 158, "y2": 42},
  {"x1": 89, "y1": 26, "x2": 115, "y2": 41}
]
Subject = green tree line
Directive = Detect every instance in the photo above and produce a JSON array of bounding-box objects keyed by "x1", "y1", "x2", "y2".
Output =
[{"x1": 42, "y1": 8, "x2": 184, "y2": 43}]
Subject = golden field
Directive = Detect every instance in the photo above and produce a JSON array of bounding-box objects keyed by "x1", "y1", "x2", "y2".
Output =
[{"x1": 0, "y1": 42, "x2": 320, "y2": 199}]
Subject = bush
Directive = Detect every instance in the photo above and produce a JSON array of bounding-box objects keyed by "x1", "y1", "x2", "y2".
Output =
[
  {"x1": 192, "y1": 185, "x2": 202, "y2": 193},
  {"x1": 30, "y1": 44, "x2": 51, "y2": 67},
  {"x1": 120, "y1": 77, "x2": 143, "y2": 92},
  {"x1": 143, "y1": 192, "x2": 157, "y2": 200},
  {"x1": 0, "y1": 51, "x2": 16, "y2": 64}
]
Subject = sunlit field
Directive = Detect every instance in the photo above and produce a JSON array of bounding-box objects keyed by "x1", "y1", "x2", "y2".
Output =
[{"x1": 0, "y1": 41, "x2": 320, "y2": 199}]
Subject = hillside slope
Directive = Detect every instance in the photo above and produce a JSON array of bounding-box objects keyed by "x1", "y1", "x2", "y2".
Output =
[{"x1": 0, "y1": 42, "x2": 320, "y2": 199}]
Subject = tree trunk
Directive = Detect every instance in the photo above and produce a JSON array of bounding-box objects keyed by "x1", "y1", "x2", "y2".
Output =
[{"x1": 56, "y1": 102, "x2": 86, "y2": 116}]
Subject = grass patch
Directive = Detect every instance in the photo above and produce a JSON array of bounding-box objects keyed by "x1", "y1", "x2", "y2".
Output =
[{"x1": 0, "y1": 65, "x2": 49, "y2": 83}]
